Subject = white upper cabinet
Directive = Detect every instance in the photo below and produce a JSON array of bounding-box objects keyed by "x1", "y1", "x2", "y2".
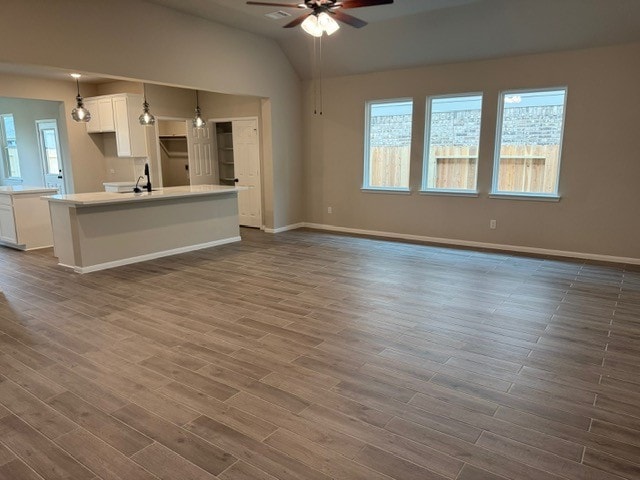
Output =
[
  {"x1": 84, "y1": 97, "x2": 115, "y2": 133},
  {"x1": 112, "y1": 95, "x2": 147, "y2": 158},
  {"x1": 84, "y1": 93, "x2": 147, "y2": 157},
  {"x1": 97, "y1": 98, "x2": 116, "y2": 131}
]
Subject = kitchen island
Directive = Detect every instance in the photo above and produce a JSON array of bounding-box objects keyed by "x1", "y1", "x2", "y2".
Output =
[{"x1": 44, "y1": 185, "x2": 244, "y2": 273}]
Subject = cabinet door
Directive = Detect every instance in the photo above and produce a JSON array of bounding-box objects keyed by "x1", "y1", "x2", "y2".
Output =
[
  {"x1": 0, "y1": 205, "x2": 17, "y2": 244},
  {"x1": 112, "y1": 96, "x2": 132, "y2": 157},
  {"x1": 84, "y1": 99, "x2": 100, "y2": 133},
  {"x1": 97, "y1": 98, "x2": 115, "y2": 132}
]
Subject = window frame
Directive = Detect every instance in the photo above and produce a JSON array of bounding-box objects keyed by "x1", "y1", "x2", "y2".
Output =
[
  {"x1": 362, "y1": 97, "x2": 413, "y2": 193},
  {"x1": 0, "y1": 113, "x2": 21, "y2": 180},
  {"x1": 491, "y1": 86, "x2": 568, "y2": 199},
  {"x1": 421, "y1": 92, "x2": 484, "y2": 195}
]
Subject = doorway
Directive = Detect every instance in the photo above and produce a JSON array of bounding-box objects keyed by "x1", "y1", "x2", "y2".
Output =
[
  {"x1": 212, "y1": 118, "x2": 262, "y2": 229},
  {"x1": 151, "y1": 116, "x2": 263, "y2": 229},
  {"x1": 36, "y1": 119, "x2": 65, "y2": 194},
  {"x1": 155, "y1": 119, "x2": 190, "y2": 188}
]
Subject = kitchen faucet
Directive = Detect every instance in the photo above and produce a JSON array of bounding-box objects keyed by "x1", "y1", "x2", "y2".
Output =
[
  {"x1": 144, "y1": 163, "x2": 152, "y2": 192},
  {"x1": 133, "y1": 164, "x2": 152, "y2": 193}
]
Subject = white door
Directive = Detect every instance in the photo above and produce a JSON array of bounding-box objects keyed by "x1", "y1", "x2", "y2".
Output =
[
  {"x1": 36, "y1": 120, "x2": 65, "y2": 194},
  {"x1": 233, "y1": 119, "x2": 261, "y2": 228},
  {"x1": 187, "y1": 122, "x2": 216, "y2": 185}
]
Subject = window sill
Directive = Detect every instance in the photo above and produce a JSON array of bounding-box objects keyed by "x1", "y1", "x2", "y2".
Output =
[
  {"x1": 489, "y1": 193, "x2": 560, "y2": 202},
  {"x1": 419, "y1": 190, "x2": 479, "y2": 197},
  {"x1": 361, "y1": 188, "x2": 411, "y2": 195},
  {"x1": 3, "y1": 178, "x2": 24, "y2": 185}
]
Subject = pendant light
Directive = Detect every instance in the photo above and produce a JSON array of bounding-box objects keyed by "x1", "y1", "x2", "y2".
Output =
[
  {"x1": 139, "y1": 83, "x2": 156, "y2": 126},
  {"x1": 70, "y1": 74, "x2": 91, "y2": 123},
  {"x1": 192, "y1": 90, "x2": 206, "y2": 129}
]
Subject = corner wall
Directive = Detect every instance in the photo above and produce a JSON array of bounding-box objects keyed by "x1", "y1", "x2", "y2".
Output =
[
  {"x1": 303, "y1": 42, "x2": 640, "y2": 260},
  {"x1": 0, "y1": 0, "x2": 303, "y2": 229}
]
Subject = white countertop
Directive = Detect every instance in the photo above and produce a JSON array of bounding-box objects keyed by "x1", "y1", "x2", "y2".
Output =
[
  {"x1": 43, "y1": 185, "x2": 245, "y2": 207},
  {"x1": 0, "y1": 186, "x2": 59, "y2": 195},
  {"x1": 103, "y1": 181, "x2": 137, "y2": 186}
]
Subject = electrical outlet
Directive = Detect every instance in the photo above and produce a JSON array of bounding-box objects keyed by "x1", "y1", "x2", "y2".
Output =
[
  {"x1": 490, "y1": 219, "x2": 497, "y2": 230},
  {"x1": 327, "y1": 206, "x2": 332, "y2": 214},
  {"x1": 110, "y1": 169, "x2": 115, "y2": 174}
]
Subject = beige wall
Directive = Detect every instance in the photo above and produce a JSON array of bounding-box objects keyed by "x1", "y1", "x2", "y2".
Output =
[
  {"x1": 0, "y1": 97, "x2": 64, "y2": 187},
  {"x1": 96, "y1": 82, "x2": 264, "y2": 189},
  {"x1": 0, "y1": 0, "x2": 302, "y2": 229},
  {"x1": 303, "y1": 42, "x2": 640, "y2": 259},
  {"x1": 0, "y1": 73, "x2": 104, "y2": 192}
]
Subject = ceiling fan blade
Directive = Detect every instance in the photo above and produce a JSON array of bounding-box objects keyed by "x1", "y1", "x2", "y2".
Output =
[
  {"x1": 331, "y1": 10, "x2": 368, "y2": 28},
  {"x1": 283, "y1": 13, "x2": 312, "y2": 28},
  {"x1": 246, "y1": 1, "x2": 304, "y2": 7},
  {"x1": 335, "y1": 0, "x2": 393, "y2": 9}
]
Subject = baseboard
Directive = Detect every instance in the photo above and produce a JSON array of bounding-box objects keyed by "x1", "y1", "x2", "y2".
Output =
[
  {"x1": 302, "y1": 223, "x2": 640, "y2": 265},
  {"x1": 0, "y1": 241, "x2": 26, "y2": 251},
  {"x1": 66, "y1": 236, "x2": 242, "y2": 274},
  {"x1": 264, "y1": 222, "x2": 306, "y2": 234}
]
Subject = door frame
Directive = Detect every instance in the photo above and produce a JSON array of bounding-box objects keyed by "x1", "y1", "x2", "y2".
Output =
[
  {"x1": 35, "y1": 118, "x2": 65, "y2": 194},
  {"x1": 153, "y1": 116, "x2": 191, "y2": 188},
  {"x1": 209, "y1": 116, "x2": 263, "y2": 230}
]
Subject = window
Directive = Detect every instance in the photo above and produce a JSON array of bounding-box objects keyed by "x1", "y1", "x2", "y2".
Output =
[
  {"x1": 363, "y1": 99, "x2": 413, "y2": 190},
  {"x1": 492, "y1": 88, "x2": 567, "y2": 196},
  {"x1": 423, "y1": 94, "x2": 483, "y2": 192},
  {"x1": 0, "y1": 114, "x2": 21, "y2": 179}
]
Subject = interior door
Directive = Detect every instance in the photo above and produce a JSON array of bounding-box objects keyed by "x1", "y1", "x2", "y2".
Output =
[
  {"x1": 233, "y1": 119, "x2": 261, "y2": 228},
  {"x1": 187, "y1": 122, "x2": 216, "y2": 185},
  {"x1": 36, "y1": 119, "x2": 65, "y2": 194}
]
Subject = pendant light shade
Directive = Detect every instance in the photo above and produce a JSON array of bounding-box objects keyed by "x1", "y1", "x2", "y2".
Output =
[
  {"x1": 302, "y1": 12, "x2": 339, "y2": 37},
  {"x1": 70, "y1": 74, "x2": 91, "y2": 123},
  {"x1": 193, "y1": 90, "x2": 206, "y2": 129},
  {"x1": 139, "y1": 83, "x2": 156, "y2": 126},
  {"x1": 317, "y1": 12, "x2": 339, "y2": 35}
]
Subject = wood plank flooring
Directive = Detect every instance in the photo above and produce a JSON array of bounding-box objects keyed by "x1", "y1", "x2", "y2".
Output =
[{"x1": 0, "y1": 227, "x2": 639, "y2": 480}]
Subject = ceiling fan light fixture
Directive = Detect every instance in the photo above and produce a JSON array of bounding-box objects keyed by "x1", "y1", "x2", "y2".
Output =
[
  {"x1": 301, "y1": 14, "x2": 323, "y2": 37},
  {"x1": 317, "y1": 12, "x2": 339, "y2": 35}
]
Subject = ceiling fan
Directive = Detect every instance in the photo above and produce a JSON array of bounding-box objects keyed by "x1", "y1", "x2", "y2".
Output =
[{"x1": 246, "y1": 0, "x2": 394, "y2": 34}]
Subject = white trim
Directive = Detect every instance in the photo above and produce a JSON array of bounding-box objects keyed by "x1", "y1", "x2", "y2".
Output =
[
  {"x1": 489, "y1": 193, "x2": 560, "y2": 202},
  {"x1": 63, "y1": 236, "x2": 241, "y2": 274},
  {"x1": 210, "y1": 116, "x2": 263, "y2": 229},
  {"x1": 423, "y1": 92, "x2": 483, "y2": 191},
  {"x1": 363, "y1": 98, "x2": 413, "y2": 191},
  {"x1": 264, "y1": 222, "x2": 305, "y2": 234},
  {"x1": 302, "y1": 223, "x2": 640, "y2": 265},
  {"x1": 361, "y1": 188, "x2": 411, "y2": 195},
  {"x1": 491, "y1": 86, "x2": 568, "y2": 196},
  {"x1": 419, "y1": 190, "x2": 479, "y2": 197},
  {"x1": 0, "y1": 240, "x2": 26, "y2": 250}
]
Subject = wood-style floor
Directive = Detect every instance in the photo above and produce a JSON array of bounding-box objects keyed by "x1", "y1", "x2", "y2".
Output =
[{"x1": 0, "y1": 227, "x2": 639, "y2": 480}]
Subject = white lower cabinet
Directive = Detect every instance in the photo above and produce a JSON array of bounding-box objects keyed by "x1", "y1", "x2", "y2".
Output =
[
  {"x1": 0, "y1": 189, "x2": 58, "y2": 250},
  {"x1": 0, "y1": 204, "x2": 17, "y2": 244}
]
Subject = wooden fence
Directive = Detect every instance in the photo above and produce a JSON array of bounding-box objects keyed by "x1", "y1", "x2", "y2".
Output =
[
  {"x1": 369, "y1": 146, "x2": 410, "y2": 188},
  {"x1": 426, "y1": 145, "x2": 478, "y2": 190},
  {"x1": 370, "y1": 144, "x2": 560, "y2": 192},
  {"x1": 496, "y1": 144, "x2": 560, "y2": 193}
]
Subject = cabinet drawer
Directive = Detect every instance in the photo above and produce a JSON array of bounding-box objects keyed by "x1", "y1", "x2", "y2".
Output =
[{"x1": 0, "y1": 195, "x2": 12, "y2": 206}]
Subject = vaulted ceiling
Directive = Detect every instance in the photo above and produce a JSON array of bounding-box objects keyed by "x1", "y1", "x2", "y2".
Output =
[{"x1": 144, "y1": 0, "x2": 640, "y2": 79}]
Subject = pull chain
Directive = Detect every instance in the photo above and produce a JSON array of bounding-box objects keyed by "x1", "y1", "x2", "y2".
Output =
[
  {"x1": 313, "y1": 36, "x2": 318, "y2": 115},
  {"x1": 319, "y1": 34, "x2": 323, "y2": 116}
]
